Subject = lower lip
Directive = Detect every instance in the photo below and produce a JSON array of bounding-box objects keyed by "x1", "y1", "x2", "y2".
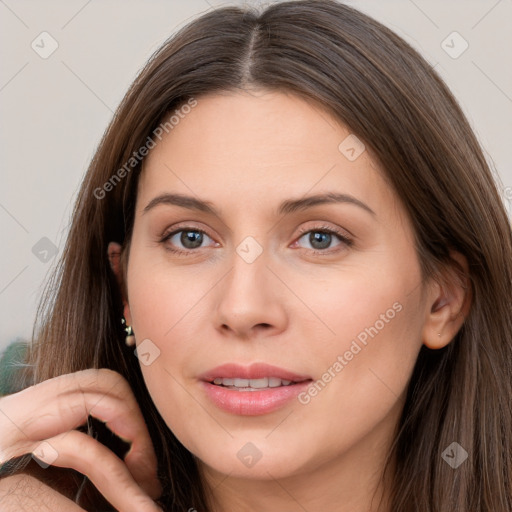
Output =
[{"x1": 201, "y1": 380, "x2": 312, "y2": 415}]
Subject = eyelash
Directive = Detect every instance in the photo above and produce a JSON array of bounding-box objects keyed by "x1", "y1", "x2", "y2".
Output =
[
  {"x1": 295, "y1": 224, "x2": 354, "y2": 254},
  {"x1": 159, "y1": 224, "x2": 354, "y2": 257}
]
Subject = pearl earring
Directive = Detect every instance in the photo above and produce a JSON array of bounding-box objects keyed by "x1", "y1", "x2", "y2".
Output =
[{"x1": 121, "y1": 317, "x2": 136, "y2": 346}]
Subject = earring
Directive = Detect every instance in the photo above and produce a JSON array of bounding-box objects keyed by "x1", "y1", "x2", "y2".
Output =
[{"x1": 121, "y1": 317, "x2": 136, "y2": 346}]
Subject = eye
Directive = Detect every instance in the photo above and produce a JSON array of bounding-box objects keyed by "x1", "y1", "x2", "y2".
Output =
[
  {"x1": 159, "y1": 224, "x2": 353, "y2": 256},
  {"x1": 293, "y1": 225, "x2": 353, "y2": 254},
  {"x1": 160, "y1": 227, "x2": 217, "y2": 255}
]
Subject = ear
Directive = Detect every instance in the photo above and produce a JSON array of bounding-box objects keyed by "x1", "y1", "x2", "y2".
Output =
[
  {"x1": 107, "y1": 241, "x2": 132, "y2": 325},
  {"x1": 422, "y1": 251, "x2": 472, "y2": 349}
]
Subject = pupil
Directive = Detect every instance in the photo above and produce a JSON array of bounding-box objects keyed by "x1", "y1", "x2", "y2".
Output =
[
  {"x1": 181, "y1": 231, "x2": 203, "y2": 249},
  {"x1": 310, "y1": 232, "x2": 331, "y2": 249}
]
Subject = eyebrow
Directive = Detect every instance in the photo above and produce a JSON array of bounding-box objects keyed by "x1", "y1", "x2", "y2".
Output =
[{"x1": 142, "y1": 192, "x2": 376, "y2": 218}]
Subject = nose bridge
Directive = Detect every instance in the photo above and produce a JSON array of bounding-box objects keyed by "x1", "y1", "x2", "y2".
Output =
[
  {"x1": 224, "y1": 237, "x2": 270, "y2": 305},
  {"x1": 214, "y1": 235, "x2": 287, "y2": 336}
]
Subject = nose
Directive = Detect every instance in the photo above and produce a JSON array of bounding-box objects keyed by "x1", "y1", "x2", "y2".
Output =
[{"x1": 214, "y1": 246, "x2": 288, "y2": 340}]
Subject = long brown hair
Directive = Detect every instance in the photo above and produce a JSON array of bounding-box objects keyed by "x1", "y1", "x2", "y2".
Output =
[{"x1": 18, "y1": 0, "x2": 512, "y2": 510}]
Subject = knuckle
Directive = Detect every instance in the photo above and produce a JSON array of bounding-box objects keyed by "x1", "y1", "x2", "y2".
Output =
[
  {"x1": 73, "y1": 368, "x2": 102, "y2": 387},
  {"x1": 83, "y1": 368, "x2": 127, "y2": 389},
  {"x1": 56, "y1": 392, "x2": 87, "y2": 423}
]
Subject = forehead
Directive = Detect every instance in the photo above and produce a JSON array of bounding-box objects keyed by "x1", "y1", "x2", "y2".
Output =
[{"x1": 136, "y1": 89, "x2": 398, "y2": 222}]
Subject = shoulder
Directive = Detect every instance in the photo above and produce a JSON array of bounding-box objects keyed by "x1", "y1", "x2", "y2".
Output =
[
  {"x1": 0, "y1": 460, "x2": 116, "y2": 511},
  {"x1": 0, "y1": 472, "x2": 86, "y2": 511}
]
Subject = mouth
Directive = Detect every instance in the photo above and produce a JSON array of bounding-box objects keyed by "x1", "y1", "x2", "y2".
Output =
[
  {"x1": 209, "y1": 376, "x2": 309, "y2": 391},
  {"x1": 199, "y1": 363, "x2": 313, "y2": 415},
  {"x1": 199, "y1": 362, "x2": 312, "y2": 388}
]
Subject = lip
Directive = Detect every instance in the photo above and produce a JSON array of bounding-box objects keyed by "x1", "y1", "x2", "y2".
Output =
[
  {"x1": 199, "y1": 363, "x2": 313, "y2": 416},
  {"x1": 199, "y1": 363, "x2": 312, "y2": 383}
]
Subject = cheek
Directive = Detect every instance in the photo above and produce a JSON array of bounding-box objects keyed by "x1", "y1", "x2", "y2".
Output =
[
  {"x1": 290, "y1": 238, "x2": 425, "y2": 398},
  {"x1": 311, "y1": 286, "x2": 423, "y2": 399},
  {"x1": 124, "y1": 249, "x2": 220, "y2": 420},
  {"x1": 127, "y1": 249, "x2": 216, "y2": 340},
  {"x1": 280, "y1": 269, "x2": 425, "y2": 472},
  {"x1": 297, "y1": 264, "x2": 425, "y2": 430},
  {"x1": 125, "y1": 262, "x2": 208, "y2": 449},
  {"x1": 322, "y1": 275, "x2": 422, "y2": 360}
]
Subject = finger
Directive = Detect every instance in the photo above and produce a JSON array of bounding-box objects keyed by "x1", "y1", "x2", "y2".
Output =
[
  {"x1": 19, "y1": 369, "x2": 149, "y2": 446},
  {"x1": 32, "y1": 430, "x2": 162, "y2": 512},
  {"x1": 1, "y1": 369, "x2": 160, "y2": 499}
]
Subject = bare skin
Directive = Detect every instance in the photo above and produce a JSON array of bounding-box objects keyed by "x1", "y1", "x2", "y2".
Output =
[
  {"x1": 0, "y1": 88, "x2": 470, "y2": 511},
  {"x1": 0, "y1": 369, "x2": 162, "y2": 511},
  {"x1": 0, "y1": 472, "x2": 87, "y2": 511}
]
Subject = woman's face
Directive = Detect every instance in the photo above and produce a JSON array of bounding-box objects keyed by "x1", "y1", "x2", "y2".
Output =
[{"x1": 124, "y1": 89, "x2": 431, "y2": 484}]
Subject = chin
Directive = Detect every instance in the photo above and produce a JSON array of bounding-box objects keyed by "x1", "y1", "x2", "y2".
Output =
[{"x1": 192, "y1": 438, "x2": 315, "y2": 481}]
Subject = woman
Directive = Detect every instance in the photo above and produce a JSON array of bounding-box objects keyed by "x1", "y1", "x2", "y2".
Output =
[{"x1": 0, "y1": 1, "x2": 511, "y2": 510}]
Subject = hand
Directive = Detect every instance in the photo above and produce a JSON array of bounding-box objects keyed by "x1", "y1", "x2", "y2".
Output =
[{"x1": 0, "y1": 368, "x2": 162, "y2": 511}]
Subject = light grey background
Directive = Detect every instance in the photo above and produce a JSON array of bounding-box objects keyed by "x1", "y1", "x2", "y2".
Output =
[{"x1": 1, "y1": 0, "x2": 511, "y2": 351}]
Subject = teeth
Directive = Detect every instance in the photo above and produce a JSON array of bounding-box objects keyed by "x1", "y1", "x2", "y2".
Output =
[
  {"x1": 268, "y1": 377, "x2": 281, "y2": 388},
  {"x1": 248, "y1": 377, "x2": 268, "y2": 388},
  {"x1": 212, "y1": 377, "x2": 295, "y2": 389}
]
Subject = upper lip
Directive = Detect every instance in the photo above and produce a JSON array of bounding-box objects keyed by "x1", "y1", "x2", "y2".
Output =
[{"x1": 199, "y1": 363, "x2": 312, "y2": 383}]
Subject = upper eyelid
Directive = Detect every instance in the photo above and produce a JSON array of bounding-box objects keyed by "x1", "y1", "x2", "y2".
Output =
[
  {"x1": 296, "y1": 223, "x2": 353, "y2": 238},
  {"x1": 161, "y1": 224, "x2": 352, "y2": 248},
  {"x1": 161, "y1": 222, "x2": 347, "y2": 237},
  {"x1": 160, "y1": 221, "x2": 211, "y2": 237}
]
